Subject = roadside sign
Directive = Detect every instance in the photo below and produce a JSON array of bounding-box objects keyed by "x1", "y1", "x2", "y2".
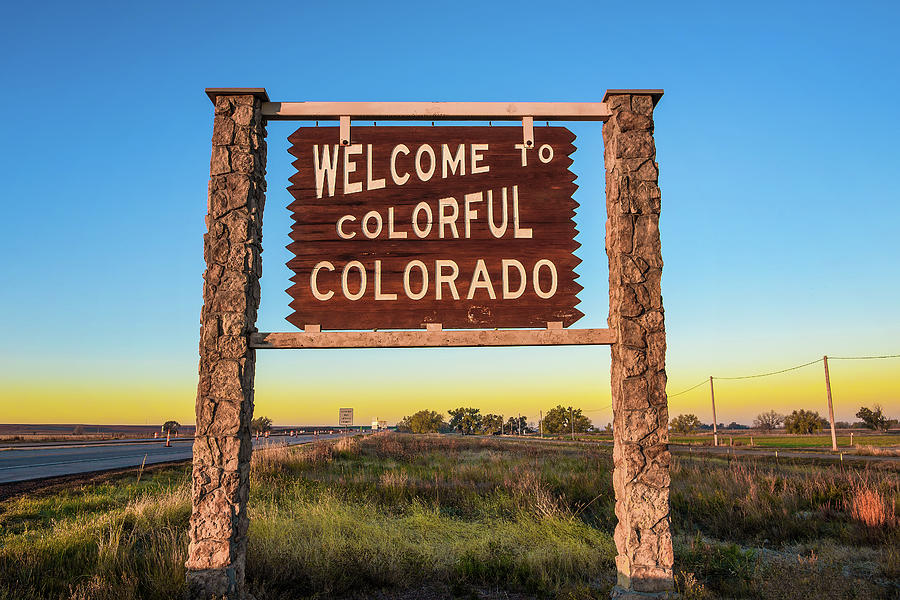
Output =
[{"x1": 286, "y1": 126, "x2": 582, "y2": 330}]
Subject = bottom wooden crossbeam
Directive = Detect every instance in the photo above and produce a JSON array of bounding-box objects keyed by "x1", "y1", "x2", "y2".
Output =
[{"x1": 250, "y1": 328, "x2": 614, "y2": 349}]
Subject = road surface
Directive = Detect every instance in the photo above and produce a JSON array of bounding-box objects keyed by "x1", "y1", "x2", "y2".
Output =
[{"x1": 0, "y1": 433, "x2": 347, "y2": 484}]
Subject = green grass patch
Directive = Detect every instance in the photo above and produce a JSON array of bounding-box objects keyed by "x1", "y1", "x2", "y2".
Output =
[{"x1": 670, "y1": 434, "x2": 900, "y2": 449}]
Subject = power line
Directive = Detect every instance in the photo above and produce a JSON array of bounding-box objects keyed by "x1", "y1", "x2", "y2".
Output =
[
  {"x1": 713, "y1": 358, "x2": 822, "y2": 380},
  {"x1": 829, "y1": 354, "x2": 900, "y2": 360},
  {"x1": 666, "y1": 352, "x2": 898, "y2": 402},
  {"x1": 583, "y1": 405, "x2": 613, "y2": 413},
  {"x1": 668, "y1": 379, "x2": 707, "y2": 398}
]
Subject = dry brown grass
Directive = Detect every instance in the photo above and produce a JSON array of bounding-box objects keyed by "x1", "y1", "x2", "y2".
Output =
[
  {"x1": 380, "y1": 470, "x2": 409, "y2": 490},
  {"x1": 250, "y1": 442, "x2": 301, "y2": 475},
  {"x1": 855, "y1": 444, "x2": 900, "y2": 457},
  {"x1": 504, "y1": 467, "x2": 570, "y2": 519},
  {"x1": 846, "y1": 481, "x2": 897, "y2": 528}
]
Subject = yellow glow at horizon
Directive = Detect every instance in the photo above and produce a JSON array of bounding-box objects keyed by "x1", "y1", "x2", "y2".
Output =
[{"x1": 2, "y1": 359, "x2": 897, "y2": 427}]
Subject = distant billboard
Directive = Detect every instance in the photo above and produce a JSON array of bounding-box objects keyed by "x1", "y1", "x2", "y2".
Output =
[{"x1": 338, "y1": 407, "x2": 354, "y2": 427}]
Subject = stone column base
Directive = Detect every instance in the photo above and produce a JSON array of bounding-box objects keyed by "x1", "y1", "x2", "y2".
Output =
[
  {"x1": 611, "y1": 585, "x2": 679, "y2": 599},
  {"x1": 186, "y1": 565, "x2": 255, "y2": 600}
]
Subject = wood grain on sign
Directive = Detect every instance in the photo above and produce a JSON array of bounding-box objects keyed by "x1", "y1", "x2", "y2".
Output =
[{"x1": 286, "y1": 126, "x2": 583, "y2": 330}]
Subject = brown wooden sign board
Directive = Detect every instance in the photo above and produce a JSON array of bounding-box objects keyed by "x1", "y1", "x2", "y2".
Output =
[{"x1": 286, "y1": 126, "x2": 582, "y2": 330}]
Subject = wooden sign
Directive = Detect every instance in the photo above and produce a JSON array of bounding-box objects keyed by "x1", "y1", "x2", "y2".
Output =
[{"x1": 286, "y1": 126, "x2": 582, "y2": 330}]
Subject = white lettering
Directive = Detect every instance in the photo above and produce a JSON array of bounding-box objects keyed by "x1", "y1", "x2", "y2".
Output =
[
  {"x1": 343, "y1": 144, "x2": 363, "y2": 194},
  {"x1": 362, "y1": 210, "x2": 383, "y2": 239},
  {"x1": 310, "y1": 261, "x2": 335, "y2": 301},
  {"x1": 341, "y1": 261, "x2": 366, "y2": 301},
  {"x1": 533, "y1": 259, "x2": 558, "y2": 299},
  {"x1": 488, "y1": 188, "x2": 508, "y2": 238},
  {"x1": 403, "y1": 260, "x2": 428, "y2": 300},
  {"x1": 415, "y1": 144, "x2": 436, "y2": 182},
  {"x1": 336, "y1": 215, "x2": 356, "y2": 239},
  {"x1": 502, "y1": 259, "x2": 526, "y2": 299},
  {"x1": 467, "y1": 259, "x2": 496, "y2": 300},
  {"x1": 366, "y1": 144, "x2": 386, "y2": 190},
  {"x1": 435, "y1": 259, "x2": 460, "y2": 300},
  {"x1": 539, "y1": 144, "x2": 553, "y2": 164},
  {"x1": 471, "y1": 143, "x2": 489, "y2": 174},
  {"x1": 512, "y1": 185, "x2": 532, "y2": 239},
  {"x1": 463, "y1": 192, "x2": 481, "y2": 239},
  {"x1": 514, "y1": 143, "x2": 528, "y2": 167},
  {"x1": 412, "y1": 202, "x2": 433, "y2": 238},
  {"x1": 388, "y1": 207, "x2": 407, "y2": 239},
  {"x1": 390, "y1": 144, "x2": 410, "y2": 186},
  {"x1": 441, "y1": 144, "x2": 465, "y2": 178},
  {"x1": 438, "y1": 197, "x2": 459, "y2": 239},
  {"x1": 374, "y1": 260, "x2": 397, "y2": 300},
  {"x1": 313, "y1": 144, "x2": 339, "y2": 198}
]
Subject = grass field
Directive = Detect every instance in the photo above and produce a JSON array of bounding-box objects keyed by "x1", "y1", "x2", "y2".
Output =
[
  {"x1": 555, "y1": 431, "x2": 900, "y2": 451},
  {"x1": 1, "y1": 434, "x2": 898, "y2": 599},
  {"x1": 667, "y1": 433, "x2": 900, "y2": 450}
]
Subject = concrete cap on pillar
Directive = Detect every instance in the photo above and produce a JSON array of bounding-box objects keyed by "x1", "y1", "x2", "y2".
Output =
[
  {"x1": 205, "y1": 88, "x2": 270, "y2": 104},
  {"x1": 603, "y1": 89, "x2": 664, "y2": 106}
]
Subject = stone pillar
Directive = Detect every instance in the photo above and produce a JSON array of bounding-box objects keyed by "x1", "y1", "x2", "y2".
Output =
[
  {"x1": 186, "y1": 88, "x2": 268, "y2": 599},
  {"x1": 603, "y1": 90, "x2": 674, "y2": 598}
]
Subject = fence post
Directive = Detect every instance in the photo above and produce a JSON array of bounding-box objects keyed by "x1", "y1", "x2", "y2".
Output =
[
  {"x1": 710, "y1": 376, "x2": 718, "y2": 447},
  {"x1": 823, "y1": 355, "x2": 838, "y2": 451}
]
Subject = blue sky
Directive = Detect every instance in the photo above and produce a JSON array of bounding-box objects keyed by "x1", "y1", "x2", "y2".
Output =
[{"x1": 1, "y1": 0, "x2": 898, "y2": 426}]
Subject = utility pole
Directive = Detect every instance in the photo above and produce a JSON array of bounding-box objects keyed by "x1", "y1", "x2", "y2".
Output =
[
  {"x1": 517, "y1": 413, "x2": 521, "y2": 435},
  {"x1": 709, "y1": 376, "x2": 718, "y2": 447},
  {"x1": 824, "y1": 355, "x2": 838, "y2": 452},
  {"x1": 570, "y1": 407, "x2": 575, "y2": 440},
  {"x1": 540, "y1": 410, "x2": 544, "y2": 438}
]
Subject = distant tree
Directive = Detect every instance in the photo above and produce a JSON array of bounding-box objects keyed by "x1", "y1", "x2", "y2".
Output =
[
  {"x1": 753, "y1": 410, "x2": 784, "y2": 431},
  {"x1": 161, "y1": 421, "x2": 180, "y2": 434},
  {"x1": 726, "y1": 422, "x2": 749, "y2": 430},
  {"x1": 604, "y1": 422, "x2": 613, "y2": 433},
  {"x1": 542, "y1": 406, "x2": 592, "y2": 435},
  {"x1": 72, "y1": 424, "x2": 85, "y2": 435},
  {"x1": 834, "y1": 421, "x2": 851, "y2": 429},
  {"x1": 448, "y1": 407, "x2": 482, "y2": 435},
  {"x1": 250, "y1": 416, "x2": 273, "y2": 434},
  {"x1": 504, "y1": 415, "x2": 529, "y2": 434},
  {"x1": 481, "y1": 413, "x2": 504, "y2": 435},
  {"x1": 397, "y1": 410, "x2": 446, "y2": 434},
  {"x1": 669, "y1": 414, "x2": 702, "y2": 434},
  {"x1": 784, "y1": 410, "x2": 823, "y2": 434},
  {"x1": 856, "y1": 405, "x2": 895, "y2": 432}
]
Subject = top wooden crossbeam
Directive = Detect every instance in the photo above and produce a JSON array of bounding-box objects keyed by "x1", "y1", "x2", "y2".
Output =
[
  {"x1": 261, "y1": 101, "x2": 612, "y2": 121},
  {"x1": 204, "y1": 88, "x2": 666, "y2": 122}
]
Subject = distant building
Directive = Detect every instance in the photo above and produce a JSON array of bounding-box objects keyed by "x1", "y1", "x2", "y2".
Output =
[{"x1": 371, "y1": 418, "x2": 388, "y2": 431}]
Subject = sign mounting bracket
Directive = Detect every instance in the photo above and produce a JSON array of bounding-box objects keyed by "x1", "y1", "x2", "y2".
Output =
[
  {"x1": 523, "y1": 116, "x2": 534, "y2": 148},
  {"x1": 340, "y1": 116, "x2": 350, "y2": 146}
]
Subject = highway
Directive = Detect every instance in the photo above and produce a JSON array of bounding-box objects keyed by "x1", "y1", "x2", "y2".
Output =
[{"x1": 0, "y1": 433, "x2": 346, "y2": 484}]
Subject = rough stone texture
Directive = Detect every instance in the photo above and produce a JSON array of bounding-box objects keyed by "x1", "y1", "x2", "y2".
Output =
[
  {"x1": 186, "y1": 93, "x2": 267, "y2": 599},
  {"x1": 604, "y1": 94, "x2": 674, "y2": 595}
]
